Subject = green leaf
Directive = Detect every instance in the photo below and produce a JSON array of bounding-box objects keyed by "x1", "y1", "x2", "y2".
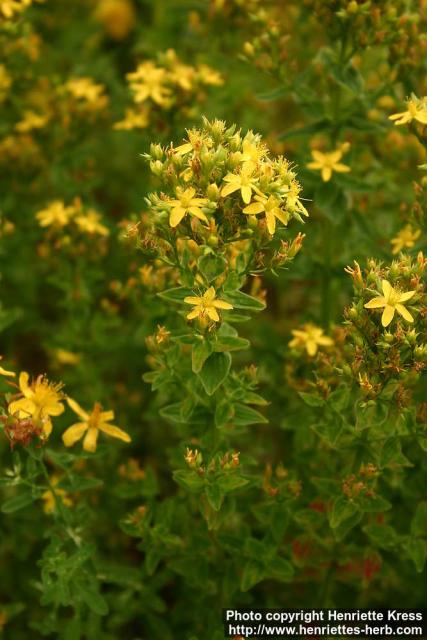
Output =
[
  {"x1": 404, "y1": 538, "x2": 426, "y2": 573},
  {"x1": 234, "y1": 403, "x2": 268, "y2": 426},
  {"x1": 240, "y1": 561, "x2": 265, "y2": 591},
  {"x1": 278, "y1": 119, "x2": 330, "y2": 141},
  {"x1": 198, "y1": 352, "x2": 231, "y2": 395},
  {"x1": 214, "y1": 336, "x2": 250, "y2": 352},
  {"x1": 363, "y1": 523, "x2": 398, "y2": 550},
  {"x1": 197, "y1": 253, "x2": 227, "y2": 282},
  {"x1": 160, "y1": 403, "x2": 186, "y2": 423},
  {"x1": 215, "y1": 400, "x2": 234, "y2": 429},
  {"x1": 2, "y1": 491, "x2": 36, "y2": 513},
  {"x1": 173, "y1": 470, "x2": 205, "y2": 492},
  {"x1": 359, "y1": 494, "x2": 392, "y2": 513},
  {"x1": 157, "y1": 287, "x2": 193, "y2": 303},
  {"x1": 298, "y1": 392, "x2": 324, "y2": 407},
  {"x1": 256, "y1": 85, "x2": 287, "y2": 101},
  {"x1": 206, "y1": 483, "x2": 223, "y2": 511},
  {"x1": 78, "y1": 585, "x2": 108, "y2": 616},
  {"x1": 221, "y1": 290, "x2": 265, "y2": 311},
  {"x1": 192, "y1": 339, "x2": 213, "y2": 374},
  {"x1": 268, "y1": 556, "x2": 294, "y2": 582},
  {"x1": 61, "y1": 477, "x2": 103, "y2": 492},
  {"x1": 64, "y1": 617, "x2": 81, "y2": 640},
  {"x1": 329, "y1": 496, "x2": 358, "y2": 529},
  {"x1": 411, "y1": 502, "x2": 427, "y2": 538},
  {"x1": 217, "y1": 475, "x2": 249, "y2": 493}
]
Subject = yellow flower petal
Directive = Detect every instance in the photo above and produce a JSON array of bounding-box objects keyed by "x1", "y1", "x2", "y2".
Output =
[
  {"x1": 381, "y1": 305, "x2": 395, "y2": 327},
  {"x1": 382, "y1": 280, "x2": 393, "y2": 298},
  {"x1": 241, "y1": 185, "x2": 252, "y2": 204},
  {"x1": 83, "y1": 427, "x2": 99, "y2": 453},
  {"x1": 364, "y1": 296, "x2": 386, "y2": 309},
  {"x1": 98, "y1": 423, "x2": 131, "y2": 442},
  {"x1": 206, "y1": 307, "x2": 220, "y2": 322},
  {"x1": 212, "y1": 299, "x2": 233, "y2": 310},
  {"x1": 19, "y1": 371, "x2": 33, "y2": 398},
  {"x1": 62, "y1": 422, "x2": 88, "y2": 447},
  {"x1": 0, "y1": 366, "x2": 15, "y2": 377},
  {"x1": 8, "y1": 397, "x2": 36, "y2": 418},
  {"x1": 170, "y1": 206, "x2": 186, "y2": 227},
  {"x1": 395, "y1": 304, "x2": 414, "y2": 323},
  {"x1": 243, "y1": 202, "x2": 264, "y2": 215},
  {"x1": 398, "y1": 290, "x2": 415, "y2": 303},
  {"x1": 67, "y1": 397, "x2": 89, "y2": 420}
]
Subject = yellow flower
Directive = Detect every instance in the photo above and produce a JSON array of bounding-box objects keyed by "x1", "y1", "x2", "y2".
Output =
[
  {"x1": 0, "y1": 0, "x2": 30, "y2": 19},
  {"x1": 174, "y1": 129, "x2": 213, "y2": 156},
  {"x1": 94, "y1": 0, "x2": 135, "y2": 40},
  {"x1": 36, "y1": 201, "x2": 75, "y2": 228},
  {"x1": 114, "y1": 107, "x2": 149, "y2": 130},
  {"x1": 65, "y1": 77, "x2": 106, "y2": 104},
  {"x1": 307, "y1": 148, "x2": 350, "y2": 182},
  {"x1": 289, "y1": 323, "x2": 333, "y2": 357},
  {"x1": 0, "y1": 64, "x2": 11, "y2": 100},
  {"x1": 389, "y1": 97, "x2": 427, "y2": 126},
  {"x1": 239, "y1": 136, "x2": 267, "y2": 167},
  {"x1": 74, "y1": 209, "x2": 109, "y2": 236},
  {"x1": 166, "y1": 187, "x2": 209, "y2": 227},
  {"x1": 63, "y1": 398, "x2": 131, "y2": 453},
  {"x1": 8, "y1": 372, "x2": 65, "y2": 437},
  {"x1": 184, "y1": 287, "x2": 233, "y2": 322},
  {"x1": 41, "y1": 475, "x2": 72, "y2": 514},
  {"x1": 15, "y1": 110, "x2": 49, "y2": 133},
  {"x1": 0, "y1": 356, "x2": 14, "y2": 377},
  {"x1": 197, "y1": 64, "x2": 223, "y2": 86},
  {"x1": 243, "y1": 194, "x2": 289, "y2": 235},
  {"x1": 221, "y1": 164, "x2": 261, "y2": 204},
  {"x1": 127, "y1": 62, "x2": 171, "y2": 106},
  {"x1": 364, "y1": 280, "x2": 416, "y2": 327},
  {"x1": 54, "y1": 349, "x2": 81, "y2": 365},
  {"x1": 391, "y1": 225, "x2": 421, "y2": 254}
]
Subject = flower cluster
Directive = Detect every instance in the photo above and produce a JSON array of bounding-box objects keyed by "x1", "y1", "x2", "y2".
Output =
[
  {"x1": 145, "y1": 118, "x2": 307, "y2": 240},
  {"x1": 35, "y1": 199, "x2": 109, "y2": 242},
  {"x1": 1, "y1": 368, "x2": 131, "y2": 453},
  {"x1": 115, "y1": 50, "x2": 223, "y2": 131}
]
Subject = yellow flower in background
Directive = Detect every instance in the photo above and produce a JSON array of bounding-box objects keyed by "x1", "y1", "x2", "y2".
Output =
[
  {"x1": 391, "y1": 225, "x2": 421, "y2": 254},
  {"x1": 184, "y1": 287, "x2": 233, "y2": 322},
  {"x1": 0, "y1": 356, "x2": 14, "y2": 377},
  {"x1": 389, "y1": 96, "x2": 427, "y2": 126},
  {"x1": 127, "y1": 62, "x2": 171, "y2": 106},
  {"x1": 15, "y1": 110, "x2": 49, "y2": 133},
  {"x1": 221, "y1": 164, "x2": 261, "y2": 204},
  {"x1": 166, "y1": 187, "x2": 209, "y2": 227},
  {"x1": 41, "y1": 476, "x2": 72, "y2": 514},
  {"x1": 53, "y1": 349, "x2": 81, "y2": 366},
  {"x1": 0, "y1": 64, "x2": 11, "y2": 100},
  {"x1": 196, "y1": 64, "x2": 223, "y2": 86},
  {"x1": 63, "y1": 398, "x2": 131, "y2": 453},
  {"x1": 36, "y1": 201, "x2": 75, "y2": 228},
  {"x1": 64, "y1": 77, "x2": 107, "y2": 105},
  {"x1": 289, "y1": 323, "x2": 333, "y2": 357},
  {"x1": 94, "y1": 0, "x2": 135, "y2": 40},
  {"x1": 364, "y1": 280, "x2": 416, "y2": 327},
  {"x1": 0, "y1": 0, "x2": 31, "y2": 19},
  {"x1": 8, "y1": 372, "x2": 65, "y2": 437},
  {"x1": 243, "y1": 194, "x2": 289, "y2": 235},
  {"x1": 307, "y1": 148, "x2": 350, "y2": 182},
  {"x1": 114, "y1": 108, "x2": 150, "y2": 130},
  {"x1": 75, "y1": 209, "x2": 109, "y2": 236}
]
